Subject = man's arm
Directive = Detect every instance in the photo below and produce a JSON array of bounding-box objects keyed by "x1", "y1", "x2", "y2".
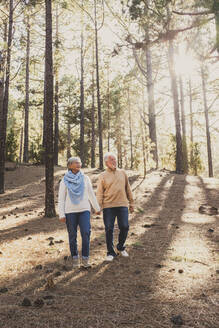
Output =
[
  {"x1": 96, "y1": 174, "x2": 104, "y2": 210},
  {"x1": 124, "y1": 172, "x2": 134, "y2": 212}
]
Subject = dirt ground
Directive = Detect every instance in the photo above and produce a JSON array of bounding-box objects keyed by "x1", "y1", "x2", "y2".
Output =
[{"x1": 0, "y1": 165, "x2": 219, "y2": 328}]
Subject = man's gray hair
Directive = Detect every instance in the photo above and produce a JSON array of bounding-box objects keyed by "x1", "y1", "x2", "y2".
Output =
[
  {"x1": 104, "y1": 152, "x2": 117, "y2": 163},
  {"x1": 67, "y1": 156, "x2": 81, "y2": 168}
]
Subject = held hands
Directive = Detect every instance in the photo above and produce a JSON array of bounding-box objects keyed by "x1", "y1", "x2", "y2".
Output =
[
  {"x1": 95, "y1": 211, "x2": 101, "y2": 215},
  {"x1": 59, "y1": 217, "x2": 66, "y2": 223}
]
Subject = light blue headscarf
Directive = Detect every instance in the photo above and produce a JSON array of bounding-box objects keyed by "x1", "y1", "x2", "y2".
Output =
[{"x1": 63, "y1": 170, "x2": 85, "y2": 204}]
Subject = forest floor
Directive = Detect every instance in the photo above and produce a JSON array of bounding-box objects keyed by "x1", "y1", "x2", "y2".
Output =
[{"x1": 0, "y1": 165, "x2": 219, "y2": 328}]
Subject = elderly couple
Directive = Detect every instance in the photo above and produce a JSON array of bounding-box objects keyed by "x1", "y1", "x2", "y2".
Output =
[{"x1": 58, "y1": 152, "x2": 134, "y2": 268}]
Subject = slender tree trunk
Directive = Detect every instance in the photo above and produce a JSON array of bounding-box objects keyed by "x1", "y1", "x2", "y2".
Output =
[
  {"x1": 145, "y1": 42, "x2": 158, "y2": 168},
  {"x1": 168, "y1": 40, "x2": 183, "y2": 174},
  {"x1": 0, "y1": 21, "x2": 7, "y2": 116},
  {"x1": 141, "y1": 88, "x2": 147, "y2": 177},
  {"x1": 42, "y1": 69, "x2": 46, "y2": 164},
  {"x1": 67, "y1": 122, "x2": 71, "y2": 160},
  {"x1": 91, "y1": 44, "x2": 96, "y2": 168},
  {"x1": 19, "y1": 109, "x2": 24, "y2": 162},
  {"x1": 0, "y1": 0, "x2": 13, "y2": 194},
  {"x1": 201, "y1": 66, "x2": 213, "y2": 177},
  {"x1": 94, "y1": 0, "x2": 103, "y2": 169},
  {"x1": 179, "y1": 76, "x2": 188, "y2": 173},
  {"x1": 44, "y1": 0, "x2": 55, "y2": 217},
  {"x1": 23, "y1": 14, "x2": 30, "y2": 163},
  {"x1": 54, "y1": 4, "x2": 59, "y2": 166},
  {"x1": 127, "y1": 86, "x2": 133, "y2": 169},
  {"x1": 107, "y1": 65, "x2": 110, "y2": 152},
  {"x1": 80, "y1": 12, "x2": 85, "y2": 166},
  {"x1": 189, "y1": 78, "x2": 194, "y2": 164}
]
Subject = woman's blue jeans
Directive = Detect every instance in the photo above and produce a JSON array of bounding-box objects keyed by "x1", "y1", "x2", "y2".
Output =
[
  {"x1": 65, "y1": 211, "x2": 91, "y2": 259},
  {"x1": 103, "y1": 206, "x2": 129, "y2": 256}
]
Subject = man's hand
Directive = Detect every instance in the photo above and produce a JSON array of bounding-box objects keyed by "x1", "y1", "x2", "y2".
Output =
[
  {"x1": 129, "y1": 205, "x2": 134, "y2": 213},
  {"x1": 59, "y1": 217, "x2": 66, "y2": 223}
]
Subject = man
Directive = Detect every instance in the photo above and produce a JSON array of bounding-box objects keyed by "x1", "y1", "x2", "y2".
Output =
[{"x1": 96, "y1": 152, "x2": 134, "y2": 261}]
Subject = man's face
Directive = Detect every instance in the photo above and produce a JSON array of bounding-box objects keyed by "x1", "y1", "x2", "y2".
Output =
[
  {"x1": 106, "y1": 156, "x2": 117, "y2": 170},
  {"x1": 69, "y1": 160, "x2": 82, "y2": 173}
]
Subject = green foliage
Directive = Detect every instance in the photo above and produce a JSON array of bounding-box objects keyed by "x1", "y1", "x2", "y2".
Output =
[
  {"x1": 160, "y1": 133, "x2": 176, "y2": 171},
  {"x1": 189, "y1": 142, "x2": 203, "y2": 176},
  {"x1": 6, "y1": 128, "x2": 18, "y2": 162},
  {"x1": 29, "y1": 135, "x2": 44, "y2": 164},
  {"x1": 71, "y1": 137, "x2": 90, "y2": 167}
]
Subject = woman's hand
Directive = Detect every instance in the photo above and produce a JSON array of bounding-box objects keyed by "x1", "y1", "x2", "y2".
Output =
[
  {"x1": 59, "y1": 217, "x2": 66, "y2": 223},
  {"x1": 95, "y1": 211, "x2": 101, "y2": 215}
]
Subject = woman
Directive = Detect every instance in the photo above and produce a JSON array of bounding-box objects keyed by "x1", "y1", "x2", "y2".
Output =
[{"x1": 58, "y1": 157, "x2": 100, "y2": 268}]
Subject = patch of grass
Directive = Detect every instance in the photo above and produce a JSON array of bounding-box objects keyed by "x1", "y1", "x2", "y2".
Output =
[
  {"x1": 136, "y1": 207, "x2": 144, "y2": 213},
  {"x1": 132, "y1": 241, "x2": 144, "y2": 248}
]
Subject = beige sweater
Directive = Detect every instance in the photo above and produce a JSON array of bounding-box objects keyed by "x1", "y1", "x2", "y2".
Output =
[{"x1": 96, "y1": 168, "x2": 134, "y2": 209}]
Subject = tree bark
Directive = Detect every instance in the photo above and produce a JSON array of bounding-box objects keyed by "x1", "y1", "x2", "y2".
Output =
[
  {"x1": 168, "y1": 40, "x2": 183, "y2": 174},
  {"x1": 44, "y1": 0, "x2": 55, "y2": 217},
  {"x1": 179, "y1": 76, "x2": 188, "y2": 173},
  {"x1": 80, "y1": 10, "x2": 85, "y2": 166},
  {"x1": 0, "y1": 0, "x2": 13, "y2": 194},
  {"x1": 54, "y1": 4, "x2": 59, "y2": 166},
  {"x1": 107, "y1": 65, "x2": 110, "y2": 152},
  {"x1": 189, "y1": 78, "x2": 194, "y2": 164},
  {"x1": 201, "y1": 65, "x2": 213, "y2": 177},
  {"x1": 127, "y1": 86, "x2": 133, "y2": 169},
  {"x1": 23, "y1": 14, "x2": 30, "y2": 163},
  {"x1": 94, "y1": 0, "x2": 103, "y2": 169},
  {"x1": 67, "y1": 121, "x2": 71, "y2": 160},
  {"x1": 91, "y1": 44, "x2": 96, "y2": 168},
  {"x1": 145, "y1": 43, "x2": 158, "y2": 168},
  {"x1": 19, "y1": 109, "x2": 24, "y2": 162}
]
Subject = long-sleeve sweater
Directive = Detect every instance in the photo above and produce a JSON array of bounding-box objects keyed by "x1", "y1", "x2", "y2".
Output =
[
  {"x1": 58, "y1": 174, "x2": 100, "y2": 218},
  {"x1": 96, "y1": 168, "x2": 134, "y2": 210}
]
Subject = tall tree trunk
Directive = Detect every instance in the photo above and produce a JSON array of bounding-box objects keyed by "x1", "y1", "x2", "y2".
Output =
[
  {"x1": 201, "y1": 66, "x2": 213, "y2": 177},
  {"x1": 107, "y1": 65, "x2": 110, "y2": 152},
  {"x1": 94, "y1": 0, "x2": 103, "y2": 169},
  {"x1": 168, "y1": 40, "x2": 183, "y2": 174},
  {"x1": 0, "y1": 21, "x2": 7, "y2": 116},
  {"x1": 54, "y1": 4, "x2": 59, "y2": 166},
  {"x1": 91, "y1": 44, "x2": 96, "y2": 168},
  {"x1": 179, "y1": 76, "x2": 188, "y2": 173},
  {"x1": 145, "y1": 43, "x2": 158, "y2": 168},
  {"x1": 44, "y1": 0, "x2": 55, "y2": 217},
  {"x1": 80, "y1": 9, "x2": 85, "y2": 166},
  {"x1": 0, "y1": 0, "x2": 13, "y2": 194},
  {"x1": 189, "y1": 78, "x2": 194, "y2": 165},
  {"x1": 23, "y1": 14, "x2": 30, "y2": 163},
  {"x1": 67, "y1": 121, "x2": 71, "y2": 159},
  {"x1": 141, "y1": 88, "x2": 147, "y2": 177},
  {"x1": 127, "y1": 86, "x2": 133, "y2": 169},
  {"x1": 19, "y1": 109, "x2": 24, "y2": 162}
]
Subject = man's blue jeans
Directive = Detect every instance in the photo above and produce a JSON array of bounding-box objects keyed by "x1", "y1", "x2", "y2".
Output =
[
  {"x1": 65, "y1": 211, "x2": 91, "y2": 258},
  {"x1": 103, "y1": 207, "x2": 129, "y2": 256}
]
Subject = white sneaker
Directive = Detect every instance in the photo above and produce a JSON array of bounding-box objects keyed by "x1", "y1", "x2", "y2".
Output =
[
  {"x1": 105, "y1": 255, "x2": 114, "y2": 262},
  {"x1": 120, "y1": 250, "x2": 129, "y2": 257}
]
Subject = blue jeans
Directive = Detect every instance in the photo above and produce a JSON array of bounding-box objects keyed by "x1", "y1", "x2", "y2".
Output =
[
  {"x1": 65, "y1": 211, "x2": 91, "y2": 258},
  {"x1": 103, "y1": 207, "x2": 129, "y2": 256}
]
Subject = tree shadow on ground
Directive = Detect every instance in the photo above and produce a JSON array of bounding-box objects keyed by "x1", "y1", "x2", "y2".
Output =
[{"x1": 0, "y1": 173, "x2": 193, "y2": 328}]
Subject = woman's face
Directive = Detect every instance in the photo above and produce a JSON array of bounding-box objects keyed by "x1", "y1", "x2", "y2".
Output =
[{"x1": 69, "y1": 160, "x2": 82, "y2": 173}]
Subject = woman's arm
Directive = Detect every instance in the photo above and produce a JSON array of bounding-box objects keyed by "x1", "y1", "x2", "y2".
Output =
[
  {"x1": 58, "y1": 179, "x2": 67, "y2": 219},
  {"x1": 86, "y1": 176, "x2": 100, "y2": 213}
]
